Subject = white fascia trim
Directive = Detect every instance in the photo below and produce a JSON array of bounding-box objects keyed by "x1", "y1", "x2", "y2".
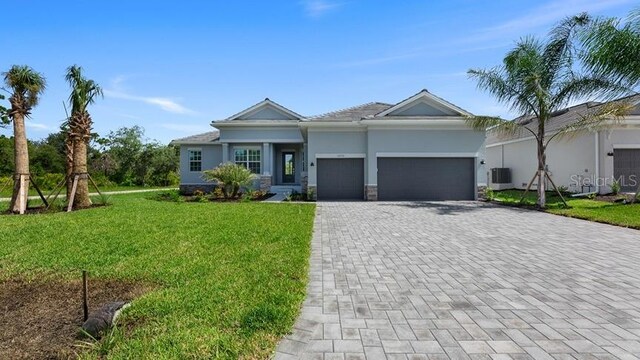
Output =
[
  {"x1": 307, "y1": 127, "x2": 366, "y2": 132},
  {"x1": 486, "y1": 136, "x2": 537, "y2": 148},
  {"x1": 174, "y1": 141, "x2": 221, "y2": 145},
  {"x1": 315, "y1": 153, "x2": 366, "y2": 159},
  {"x1": 213, "y1": 121, "x2": 300, "y2": 127},
  {"x1": 377, "y1": 91, "x2": 473, "y2": 117},
  {"x1": 223, "y1": 99, "x2": 303, "y2": 121},
  {"x1": 300, "y1": 121, "x2": 365, "y2": 128},
  {"x1": 613, "y1": 144, "x2": 640, "y2": 149},
  {"x1": 376, "y1": 152, "x2": 479, "y2": 158},
  {"x1": 361, "y1": 119, "x2": 470, "y2": 127},
  {"x1": 219, "y1": 139, "x2": 304, "y2": 143}
]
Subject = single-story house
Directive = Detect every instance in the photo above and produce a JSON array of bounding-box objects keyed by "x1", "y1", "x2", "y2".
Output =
[
  {"x1": 171, "y1": 89, "x2": 487, "y2": 200},
  {"x1": 486, "y1": 95, "x2": 640, "y2": 194}
]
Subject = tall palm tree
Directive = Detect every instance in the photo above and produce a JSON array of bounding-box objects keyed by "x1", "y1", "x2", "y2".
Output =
[
  {"x1": 467, "y1": 14, "x2": 632, "y2": 208},
  {"x1": 65, "y1": 65, "x2": 102, "y2": 209},
  {"x1": 2, "y1": 65, "x2": 46, "y2": 214}
]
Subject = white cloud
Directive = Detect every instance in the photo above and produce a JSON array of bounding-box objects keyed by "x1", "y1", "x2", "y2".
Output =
[
  {"x1": 302, "y1": 0, "x2": 342, "y2": 18},
  {"x1": 159, "y1": 123, "x2": 212, "y2": 133},
  {"x1": 26, "y1": 122, "x2": 50, "y2": 131},
  {"x1": 104, "y1": 89, "x2": 197, "y2": 115}
]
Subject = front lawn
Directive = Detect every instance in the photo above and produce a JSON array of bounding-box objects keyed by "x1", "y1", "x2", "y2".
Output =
[
  {"x1": 492, "y1": 190, "x2": 640, "y2": 229},
  {"x1": 0, "y1": 193, "x2": 315, "y2": 358},
  {"x1": 0, "y1": 185, "x2": 176, "y2": 199}
]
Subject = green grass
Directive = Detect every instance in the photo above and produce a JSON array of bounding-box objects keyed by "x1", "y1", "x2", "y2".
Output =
[
  {"x1": 0, "y1": 185, "x2": 176, "y2": 198},
  {"x1": 0, "y1": 193, "x2": 316, "y2": 359},
  {"x1": 492, "y1": 190, "x2": 640, "y2": 229}
]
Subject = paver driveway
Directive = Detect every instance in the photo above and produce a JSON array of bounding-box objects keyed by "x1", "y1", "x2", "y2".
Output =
[{"x1": 275, "y1": 201, "x2": 640, "y2": 360}]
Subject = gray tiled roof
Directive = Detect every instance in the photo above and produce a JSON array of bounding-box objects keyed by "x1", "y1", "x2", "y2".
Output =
[
  {"x1": 170, "y1": 130, "x2": 220, "y2": 144},
  {"x1": 487, "y1": 94, "x2": 640, "y2": 145},
  {"x1": 308, "y1": 102, "x2": 393, "y2": 121}
]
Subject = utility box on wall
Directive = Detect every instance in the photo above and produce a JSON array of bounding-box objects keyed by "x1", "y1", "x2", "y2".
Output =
[{"x1": 490, "y1": 168, "x2": 513, "y2": 190}]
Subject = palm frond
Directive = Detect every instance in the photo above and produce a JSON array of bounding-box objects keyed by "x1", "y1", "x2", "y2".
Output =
[
  {"x1": 468, "y1": 68, "x2": 539, "y2": 117},
  {"x1": 2, "y1": 65, "x2": 46, "y2": 111},
  {"x1": 547, "y1": 101, "x2": 634, "y2": 143},
  {"x1": 542, "y1": 13, "x2": 590, "y2": 88},
  {"x1": 551, "y1": 75, "x2": 632, "y2": 109},
  {"x1": 466, "y1": 115, "x2": 538, "y2": 140}
]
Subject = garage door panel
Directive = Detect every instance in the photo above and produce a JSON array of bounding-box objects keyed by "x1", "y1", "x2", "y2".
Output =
[
  {"x1": 378, "y1": 157, "x2": 475, "y2": 200},
  {"x1": 317, "y1": 159, "x2": 364, "y2": 200},
  {"x1": 614, "y1": 149, "x2": 640, "y2": 192}
]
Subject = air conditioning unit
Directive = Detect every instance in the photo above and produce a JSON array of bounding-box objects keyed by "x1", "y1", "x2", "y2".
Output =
[
  {"x1": 491, "y1": 168, "x2": 513, "y2": 190},
  {"x1": 491, "y1": 168, "x2": 511, "y2": 184}
]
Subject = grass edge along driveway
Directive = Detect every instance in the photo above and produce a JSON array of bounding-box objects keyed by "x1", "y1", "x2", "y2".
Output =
[
  {"x1": 492, "y1": 190, "x2": 640, "y2": 229},
  {"x1": 0, "y1": 192, "x2": 316, "y2": 359}
]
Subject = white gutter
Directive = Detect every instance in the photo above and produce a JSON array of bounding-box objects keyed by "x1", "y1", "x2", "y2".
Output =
[{"x1": 595, "y1": 131, "x2": 600, "y2": 194}]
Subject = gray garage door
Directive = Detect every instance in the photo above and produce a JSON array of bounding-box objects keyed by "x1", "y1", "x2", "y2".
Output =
[
  {"x1": 317, "y1": 158, "x2": 364, "y2": 200},
  {"x1": 614, "y1": 149, "x2": 640, "y2": 192},
  {"x1": 378, "y1": 157, "x2": 475, "y2": 201}
]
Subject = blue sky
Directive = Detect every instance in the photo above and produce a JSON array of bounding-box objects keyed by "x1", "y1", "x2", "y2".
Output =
[{"x1": 1, "y1": 0, "x2": 635, "y2": 144}]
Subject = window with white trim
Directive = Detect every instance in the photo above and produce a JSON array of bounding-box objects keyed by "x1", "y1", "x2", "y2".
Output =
[
  {"x1": 235, "y1": 148, "x2": 261, "y2": 174},
  {"x1": 188, "y1": 149, "x2": 202, "y2": 172}
]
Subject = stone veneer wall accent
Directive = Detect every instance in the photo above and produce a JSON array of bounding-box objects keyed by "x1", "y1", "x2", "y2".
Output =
[
  {"x1": 477, "y1": 185, "x2": 487, "y2": 200},
  {"x1": 180, "y1": 184, "x2": 216, "y2": 195},
  {"x1": 260, "y1": 175, "x2": 272, "y2": 192},
  {"x1": 307, "y1": 185, "x2": 317, "y2": 200},
  {"x1": 301, "y1": 174, "x2": 308, "y2": 194},
  {"x1": 365, "y1": 185, "x2": 378, "y2": 201}
]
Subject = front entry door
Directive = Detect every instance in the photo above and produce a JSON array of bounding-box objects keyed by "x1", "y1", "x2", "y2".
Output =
[{"x1": 282, "y1": 152, "x2": 295, "y2": 184}]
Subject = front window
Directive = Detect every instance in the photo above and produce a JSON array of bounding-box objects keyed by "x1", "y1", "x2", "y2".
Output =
[
  {"x1": 235, "y1": 148, "x2": 261, "y2": 174},
  {"x1": 188, "y1": 149, "x2": 202, "y2": 172}
]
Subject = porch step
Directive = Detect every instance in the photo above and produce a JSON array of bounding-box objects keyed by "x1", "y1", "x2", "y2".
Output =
[{"x1": 270, "y1": 185, "x2": 302, "y2": 194}]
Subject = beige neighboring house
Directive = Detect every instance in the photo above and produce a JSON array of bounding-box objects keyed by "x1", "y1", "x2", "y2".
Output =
[{"x1": 486, "y1": 94, "x2": 640, "y2": 194}]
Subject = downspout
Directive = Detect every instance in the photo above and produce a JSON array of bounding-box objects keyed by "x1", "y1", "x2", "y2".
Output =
[{"x1": 595, "y1": 131, "x2": 600, "y2": 194}]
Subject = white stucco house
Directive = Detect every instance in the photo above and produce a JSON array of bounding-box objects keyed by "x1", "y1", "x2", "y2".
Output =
[
  {"x1": 171, "y1": 89, "x2": 487, "y2": 201},
  {"x1": 486, "y1": 95, "x2": 640, "y2": 194}
]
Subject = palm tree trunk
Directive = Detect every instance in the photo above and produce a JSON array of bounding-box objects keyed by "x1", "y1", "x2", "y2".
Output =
[
  {"x1": 65, "y1": 134, "x2": 74, "y2": 198},
  {"x1": 537, "y1": 139, "x2": 547, "y2": 208},
  {"x1": 9, "y1": 114, "x2": 30, "y2": 213},
  {"x1": 72, "y1": 139, "x2": 92, "y2": 208}
]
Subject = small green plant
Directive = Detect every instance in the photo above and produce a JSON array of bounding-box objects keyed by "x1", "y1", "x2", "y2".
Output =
[
  {"x1": 587, "y1": 192, "x2": 597, "y2": 200},
  {"x1": 192, "y1": 189, "x2": 208, "y2": 202},
  {"x1": 611, "y1": 179, "x2": 621, "y2": 195},
  {"x1": 211, "y1": 187, "x2": 224, "y2": 199},
  {"x1": 150, "y1": 190, "x2": 182, "y2": 202},
  {"x1": 306, "y1": 188, "x2": 315, "y2": 201},
  {"x1": 202, "y1": 163, "x2": 256, "y2": 199},
  {"x1": 557, "y1": 185, "x2": 569, "y2": 194},
  {"x1": 484, "y1": 187, "x2": 495, "y2": 201}
]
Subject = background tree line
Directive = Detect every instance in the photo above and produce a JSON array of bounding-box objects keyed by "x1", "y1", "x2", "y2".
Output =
[{"x1": 0, "y1": 125, "x2": 179, "y2": 190}]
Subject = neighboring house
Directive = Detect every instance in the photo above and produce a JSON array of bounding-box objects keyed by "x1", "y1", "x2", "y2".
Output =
[
  {"x1": 486, "y1": 95, "x2": 640, "y2": 194},
  {"x1": 171, "y1": 89, "x2": 487, "y2": 200}
]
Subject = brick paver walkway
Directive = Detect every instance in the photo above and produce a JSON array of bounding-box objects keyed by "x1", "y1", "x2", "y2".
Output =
[{"x1": 274, "y1": 201, "x2": 640, "y2": 360}]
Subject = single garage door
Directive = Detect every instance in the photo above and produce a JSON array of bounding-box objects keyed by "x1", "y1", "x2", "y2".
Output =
[
  {"x1": 378, "y1": 157, "x2": 475, "y2": 200},
  {"x1": 614, "y1": 149, "x2": 640, "y2": 192},
  {"x1": 317, "y1": 158, "x2": 364, "y2": 200}
]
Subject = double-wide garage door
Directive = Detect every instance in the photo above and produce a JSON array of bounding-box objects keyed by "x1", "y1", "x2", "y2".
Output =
[
  {"x1": 317, "y1": 158, "x2": 364, "y2": 200},
  {"x1": 378, "y1": 157, "x2": 475, "y2": 201},
  {"x1": 614, "y1": 149, "x2": 640, "y2": 192}
]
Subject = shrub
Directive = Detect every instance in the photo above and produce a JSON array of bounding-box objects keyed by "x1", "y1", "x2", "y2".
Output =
[
  {"x1": 33, "y1": 173, "x2": 64, "y2": 190},
  {"x1": 202, "y1": 163, "x2": 256, "y2": 199},
  {"x1": 611, "y1": 179, "x2": 621, "y2": 195},
  {"x1": 484, "y1": 187, "x2": 495, "y2": 201}
]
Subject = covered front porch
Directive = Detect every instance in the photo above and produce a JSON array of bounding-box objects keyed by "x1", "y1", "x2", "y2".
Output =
[{"x1": 221, "y1": 141, "x2": 307, "y2": 193}]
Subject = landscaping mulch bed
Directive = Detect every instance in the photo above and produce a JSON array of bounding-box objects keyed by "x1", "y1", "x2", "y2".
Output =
[{"x1": 0, "y1": 277, "x2": 149, "y2": 359}]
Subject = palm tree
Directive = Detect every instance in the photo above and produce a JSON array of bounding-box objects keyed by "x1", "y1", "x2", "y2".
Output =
[
  {"x1": 582, "y1": 9, "x2": 640, "y2": 89},
  {"x1": 65, "y1": 65, "x2": 102, "y2": 209},
  {"x1": 2, "y1": 65, "x2": 46, "y2": 214},
  {"x1": 582, "y1": 8, "x2": 640, "y2": 202},
  {"x1": 467, "y1": 14, "x2": 632, "y2": 208}
]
